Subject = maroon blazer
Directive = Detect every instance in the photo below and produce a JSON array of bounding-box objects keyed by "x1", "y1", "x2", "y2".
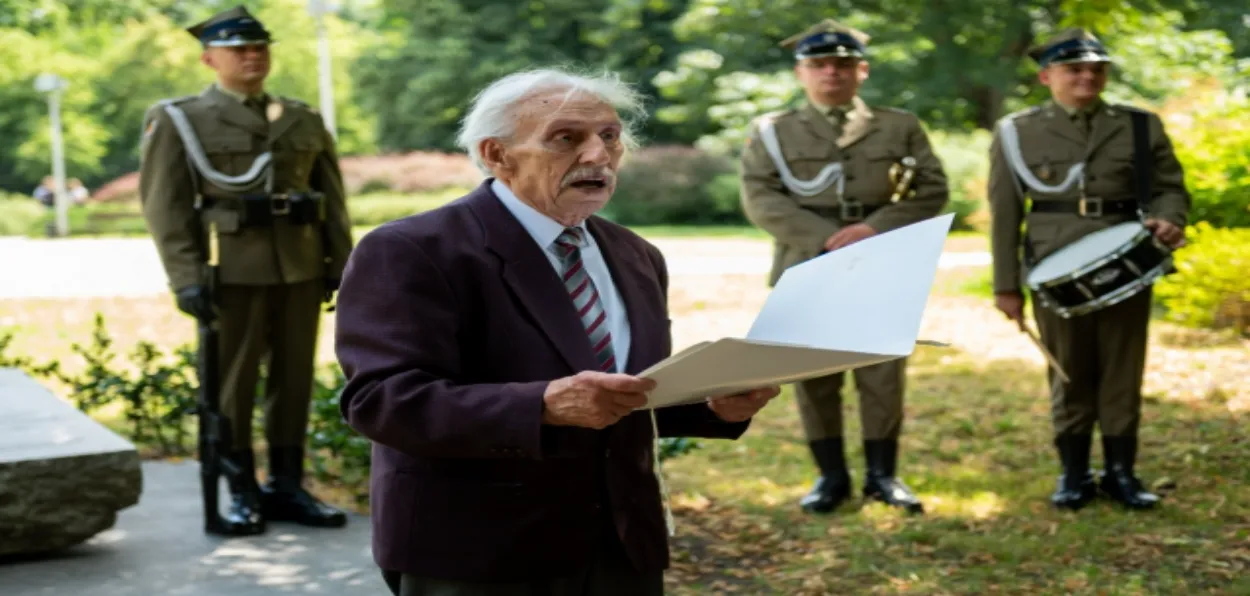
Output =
[{"x1": 334, "y1": 180, "x2": 751, "y2": 582}]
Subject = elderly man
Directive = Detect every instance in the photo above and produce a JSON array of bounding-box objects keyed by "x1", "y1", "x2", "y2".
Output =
[{"x1": 334, "y1": 68, "x2": 780, "y2": 595}]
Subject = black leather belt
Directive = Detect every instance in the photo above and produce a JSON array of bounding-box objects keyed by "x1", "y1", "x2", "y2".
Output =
[
  {"x1": 198, "y1": 192, "x2": 326, "y2": 227},
  {"x1": 1030, "y1": 197, "x2": 1138, "y2": 217},
  {"x1": 807, "y1": 202, "x2": 883, "y2": 222}
]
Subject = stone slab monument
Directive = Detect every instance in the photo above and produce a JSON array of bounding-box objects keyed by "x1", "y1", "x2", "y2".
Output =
[{"x1": 0, "y1": 367, "x2": 143, "y2": 557}]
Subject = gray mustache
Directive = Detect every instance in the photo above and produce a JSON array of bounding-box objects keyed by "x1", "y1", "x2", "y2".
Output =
[{"x1": 561, "y1": 168, "x2": 616, "y2": 188}]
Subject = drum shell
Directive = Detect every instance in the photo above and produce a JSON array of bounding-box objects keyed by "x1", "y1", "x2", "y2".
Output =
[{"x1": 1029, "y1": 229, "x2": 1172, "y2": 318}]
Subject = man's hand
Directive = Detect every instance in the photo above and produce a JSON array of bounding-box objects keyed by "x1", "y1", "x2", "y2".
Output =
[
  {"x1": 175, "y1": 285, "x2": 214, "y2": 321},
  {"x1": 1144, "y1": 217, "x2": 1185, "y2": 249},
  {"x1": 323, "y1": 277, "x2": 340, "y2": 310},
  {"x1": 542, "y1": 371, "x2": 656, "y2": 429},
  {"x1": 994, "y1": 291, "x2": 1024, "y2": 325},
  {"x1": 707, "y1": 386, "x2": 781, "y2": 423},
  {"x1": 824, "y1": 223, "x2": 877, "y2": 251}
]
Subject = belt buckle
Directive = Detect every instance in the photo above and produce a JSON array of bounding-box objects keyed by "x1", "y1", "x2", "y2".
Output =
[
  {"x1": 270, "y1": 194, "x2": 291, "y2": 216},
  {"x1": 840, "y1": 200, "x2": 864, "y2": 222},
  {"x1": 1078, "y1": 196, "x2": 1102, "y2": 217}
]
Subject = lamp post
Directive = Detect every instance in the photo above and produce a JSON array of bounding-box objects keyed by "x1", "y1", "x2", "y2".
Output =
[
  {"x1": 34, "y1": 73, "x2": 70, "y2": 237},
  {"x1": 307, "y1": 0, "x2": 339, "y2": 141}
]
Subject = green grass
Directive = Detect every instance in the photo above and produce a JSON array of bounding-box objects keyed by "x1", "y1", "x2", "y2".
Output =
[{"x1": 660, "y1": 346, "x2": 1249, "y2": 595}]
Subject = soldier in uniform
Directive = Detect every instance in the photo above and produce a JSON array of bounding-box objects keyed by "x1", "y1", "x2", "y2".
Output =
[
  {"x1": 986, "y1": 28, "x2": 1189, "y2": 511},
  {"x1": 138, "y1": 5, "x2": 354, "y2": 534},
  {"x1": 739, "y1": 19, "x2": 950, "y2": 515}
]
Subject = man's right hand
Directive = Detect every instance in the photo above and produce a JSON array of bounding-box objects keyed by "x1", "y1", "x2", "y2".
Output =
[
  {"x1": 175, "y1": 285, "x2": 214, "y2": 320},
  {"x1": 542, "y1": 371, "x2": 656, "y2": 429},
  {"x1": 994, "y1": 291, "x2": 1025, "y2": 325}
]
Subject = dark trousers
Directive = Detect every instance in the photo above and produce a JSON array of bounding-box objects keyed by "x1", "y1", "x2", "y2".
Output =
[
  {"x1": 794, "y1": 357, "x2": 907, "y2": 440},
  {"x1": 381, "y1": 524, "x2": 663, "y2": 596},
  {"x1": 1032, "y1": 287, "x2": 1153, "y2": 436},
  {"x1": 216, "y1": 280, "x2": 324, "y2": 450}
]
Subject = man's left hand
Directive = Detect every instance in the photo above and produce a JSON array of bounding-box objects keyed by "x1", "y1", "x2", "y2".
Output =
[
  {"x1": 1144, "y1": 218, "x2": 1185, "y2": 249},
  {"x1": 706, "y1": 386, "x2": 781, "y2": 422},
  {"x1": 825, "y1": 223, "x2": 877, "y2": 251}
]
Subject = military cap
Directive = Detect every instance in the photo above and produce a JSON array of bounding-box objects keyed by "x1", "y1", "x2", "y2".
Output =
[
  {"x1": 1027, "y1": 27, "x2": 1111, "y2": 67},
  {"x1": 186, "y1": 5, "x2": 274, "y2": 48},
  {"x1": 780, "y1": 19, "x2": 871, "y2": 60}
]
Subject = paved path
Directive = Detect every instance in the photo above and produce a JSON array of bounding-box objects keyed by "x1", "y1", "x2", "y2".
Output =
[
  {"x1": 0, "y1": 461, "x2": 385, "y2": 596},
  {"x1": 0, "y1": 237, "x2": 990, "y2": 300}
]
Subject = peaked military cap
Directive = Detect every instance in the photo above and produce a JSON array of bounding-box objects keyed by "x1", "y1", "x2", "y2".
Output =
[
  {"x1": 780, "y1": 19, "x2": 871, "y2": 60},
  {"x1": 1027, "y1": 27, "x2": 1111, "y2": 67},
  {"x1": 186, "y1": 5, "x2": 274, "y2": 48}
]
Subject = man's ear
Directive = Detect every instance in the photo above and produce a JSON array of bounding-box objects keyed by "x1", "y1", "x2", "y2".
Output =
[
  {"x1": 200, "y1": 50, "x2": 213, "y2": 69},
  {"x1": 857, "y1": 60, "x2": 870, "y2": 83},
  {"x1": 479, "y1": 139, "x2": 513, "y2": 174},
  {"x1": 1038, "y1": 67, "x2": 1051, "y2": 86}
]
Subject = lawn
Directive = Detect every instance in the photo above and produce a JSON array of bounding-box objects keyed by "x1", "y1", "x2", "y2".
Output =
[{"x1": 1, "y1": 239, "x2": 1244, "y2": 594}]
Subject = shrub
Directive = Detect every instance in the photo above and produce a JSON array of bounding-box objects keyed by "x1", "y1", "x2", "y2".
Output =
[
  {"x1": 0, "y1": 193, "x2": 48, "y2": 236},
  {"x1": 603, "y1": 145, "x2": 746, "y2": 226},
  {"x1": 928, "y1": 129, "x2": 992, "y2": 232},
  {"x1": 1159, "y1": 80, "x2": 1250, "y2": 228},
  {"x1": 1154, "y1": 222, "x2": 1250, "y2": 336},
  {"x1": 348, "y1": 189, "x2": 465, "y2": 227},
  {"x1": 337, "y1": 151, "x2": 484, "y2": 195}
]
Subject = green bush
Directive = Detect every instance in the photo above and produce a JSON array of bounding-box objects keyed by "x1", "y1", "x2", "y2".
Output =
[
  {"x1": 602, "y1": 145, "x2": 747, "y2": 226},
  {"x1": 0, "y1": 193, "x2": 49, "y2": 236},
  {"x1": 928, "y1": 129, "x2": 991, "y2": 232},
  {"x1": 1160, "y1": 80, "x2": 1250, "y2": 228},
  {"x1": 347, "y1": 189, "x2": 466, "y2": 227},
  {"x1": 1154, "y1": 222, "x2": 1250, "y2": 336}
]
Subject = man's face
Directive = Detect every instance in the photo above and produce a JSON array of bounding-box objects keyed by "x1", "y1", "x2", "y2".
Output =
[
  {"x1": 202, "y1": 44, "x2": 271, "y2": 87},
  {"x1": 795, "y1": 55, "x2": 866, "y2": 102},
  {"x1": 1039, "y1": 61, "x2": 1108, "y2": 105},
  {"x1": 485, "y1": 90, "x2": 625, "y2": 226}
]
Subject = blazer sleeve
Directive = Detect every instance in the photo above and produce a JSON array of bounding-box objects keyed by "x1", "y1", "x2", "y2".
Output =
[
  {"x1": 642, "y1": 243, "x2": 752, "y2": 440},
  {"x1": 334, "y1": 225, "x2": 549, "y2": 460},
  {"x1": 987, "y1": 120, "x2": 1026, "y2": 294}
]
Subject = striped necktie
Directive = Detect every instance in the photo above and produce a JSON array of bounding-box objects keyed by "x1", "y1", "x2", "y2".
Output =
[{"x1": 551, "y1": 227, "x2": 616, "y2": 372}]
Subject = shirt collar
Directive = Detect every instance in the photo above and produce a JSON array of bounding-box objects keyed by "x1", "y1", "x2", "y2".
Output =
[
  {"x1": 214, "y1": 83, "x2": 266, "y2": 105},
  {"x1": 490, "y1": 178, "x2": 588, "y2": 252}
]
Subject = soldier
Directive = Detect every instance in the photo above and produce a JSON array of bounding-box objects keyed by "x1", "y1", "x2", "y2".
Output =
[
  {"x1": 739, "y1": 19, "x2": 950, "y2": 515},
  {"x1": 986, "y1": 28, "x2": 1189, "y2": 511},
  {"x1": 138, "y1": 5, "x2": 354, "y2": 534}
]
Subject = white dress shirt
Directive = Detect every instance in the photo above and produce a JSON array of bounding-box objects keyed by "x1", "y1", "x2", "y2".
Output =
[{"x1": 491, "y1": 179, "x2": 631, "y2": 373}]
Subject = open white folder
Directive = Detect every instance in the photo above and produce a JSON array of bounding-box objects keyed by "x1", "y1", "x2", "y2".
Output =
[{"x1": 638, "y1": 213, "x2": 955, "y2": 409}]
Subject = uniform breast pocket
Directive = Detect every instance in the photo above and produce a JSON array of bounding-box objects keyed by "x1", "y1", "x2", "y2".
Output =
[
  {"x1": 201, "y1": 134, "x2": 258, "y2": 175},
  {"x1": 783, "y1": 144, "x2": 839, "y2": 182},
  {"x1": 854, "y1": 149, "x2": 904, "y2": 203}
]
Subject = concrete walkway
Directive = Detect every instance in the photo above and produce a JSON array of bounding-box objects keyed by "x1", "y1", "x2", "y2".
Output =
[
  {"x1": 0, "y1": 236, "x2": 990, "y2": 300},
  {"x1": 0, "y1": 461, "x2": 386, "y2": 595}
]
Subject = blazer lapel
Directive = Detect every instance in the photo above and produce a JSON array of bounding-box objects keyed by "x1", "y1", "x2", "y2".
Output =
[
  {"x1": 1086, "y1": 105, "x2": 1128, "y2": 156},
  {"x1": 837, "y1": 96, "x2": 878, "y2": 149},
  {"x1": 587, "y1": 218, "x2": 657, "y2": 375},
  {"x1": 472, "y1": 184, "x2": 598, "y2": 373},
  {"x1": 204, "y1": 85, "x2": 268, "y2": 138}
]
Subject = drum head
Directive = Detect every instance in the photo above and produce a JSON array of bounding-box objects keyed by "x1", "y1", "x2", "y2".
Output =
[{"x1": 1027, "y1": 222, "x2": 1144, "y2": 284}]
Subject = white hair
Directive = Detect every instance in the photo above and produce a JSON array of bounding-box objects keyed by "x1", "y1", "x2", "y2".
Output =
[{"x1": 455, "y1": 67, "x2": 648, "y2": 175}]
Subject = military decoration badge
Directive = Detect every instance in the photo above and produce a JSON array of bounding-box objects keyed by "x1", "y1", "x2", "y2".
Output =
[{"x1": 266, "y1": 101, "x2": 284, "y2": 123}]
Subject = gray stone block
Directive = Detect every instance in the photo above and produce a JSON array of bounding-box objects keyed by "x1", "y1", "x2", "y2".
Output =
[{"x1": 0, "y1": 367, "x2": 143, "y2": 557}]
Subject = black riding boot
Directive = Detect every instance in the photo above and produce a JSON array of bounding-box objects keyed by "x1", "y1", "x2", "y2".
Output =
[
  {"x1": 216, "y1": 449, "x2": 266, "y2": 536},
  {"x1": 1099, "y1": 435, "x2": 1160, "y2": 509},
  {"x1": 1051, "y1": 434, "x2": 1097, "y2": 510},
  {"x1": 262, "y1": 446, "x2": 349, "y2": 527},
  {"x1": 799, "y1": 438, "x2": 852, "y2": 514},
  {"x1": 862, "y1": 439, "x2": 924, "y2": 515}
]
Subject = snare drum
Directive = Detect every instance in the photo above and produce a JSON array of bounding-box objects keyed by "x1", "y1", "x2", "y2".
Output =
[{"x1": 1026, "y1": 221, "x2": 1173, "y2": 318}]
